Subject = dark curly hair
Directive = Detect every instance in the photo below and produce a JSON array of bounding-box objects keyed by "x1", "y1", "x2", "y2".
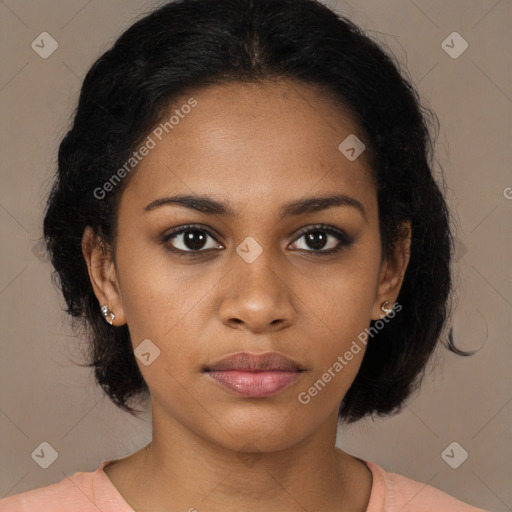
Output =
[{"x1": 42, "y1": 0, "x2": 469, "y2": 423}]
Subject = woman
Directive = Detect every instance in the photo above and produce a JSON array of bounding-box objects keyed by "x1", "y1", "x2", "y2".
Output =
[{"x1": 0, "y1": 0, "x2": 489, "y2": 510}]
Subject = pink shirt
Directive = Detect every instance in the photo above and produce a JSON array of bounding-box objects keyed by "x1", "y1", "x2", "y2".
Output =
[{"x1": 0, "y1": 459, "x2": 488, "y2": 511}]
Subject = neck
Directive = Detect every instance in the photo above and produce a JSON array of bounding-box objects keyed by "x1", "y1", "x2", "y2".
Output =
[{"x1": 105, "y1": 403, "x2": 372, "y2": 512}]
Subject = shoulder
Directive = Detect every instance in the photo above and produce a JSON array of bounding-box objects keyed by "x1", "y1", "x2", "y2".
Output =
[
  {"x1": 0, "y1": 462, "x2": 118, "y2": 512},
  {"x1": 364, "y1": 460, "x2": 489, "y2": 512},
  {"x1": 0, "y1": 474, "x2": 82, "y2": 512}
]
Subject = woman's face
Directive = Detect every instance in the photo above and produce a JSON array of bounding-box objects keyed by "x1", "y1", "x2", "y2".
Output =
[{"x1": 86, "y1": 80, "x2": 409, "y2": 452}]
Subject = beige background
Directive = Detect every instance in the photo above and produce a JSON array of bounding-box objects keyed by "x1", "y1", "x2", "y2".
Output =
[{"x1": 0, "y1": 0, "x2": 510, "y2": 510}]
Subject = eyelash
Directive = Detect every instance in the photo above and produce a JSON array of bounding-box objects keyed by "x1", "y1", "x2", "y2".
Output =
[{"x1": 161, "y1": 223, "x2": 354, "y2": 257}]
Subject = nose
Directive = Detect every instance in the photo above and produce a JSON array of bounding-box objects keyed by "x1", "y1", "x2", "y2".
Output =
[{"x1": 218, "y1": 256, "x2": 296, "y2": 333}]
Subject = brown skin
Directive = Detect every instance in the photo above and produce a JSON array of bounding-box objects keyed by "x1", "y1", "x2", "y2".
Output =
[{"x1": 82, "y1": 80, "x2": 411, "y2": 512}]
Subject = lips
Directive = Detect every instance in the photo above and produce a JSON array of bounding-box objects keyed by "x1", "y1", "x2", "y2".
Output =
[
  {"x1": 204, "y1": 352, "x2": 305, "y2": 398},
  {"x1": 204, "y1": 351, "x2": 303, "y2": 372}
]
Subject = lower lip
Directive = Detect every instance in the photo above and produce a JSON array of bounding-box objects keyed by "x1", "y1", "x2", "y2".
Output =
[{"x1": 206, "y1": 370, "x2": 301, "y2": 397}]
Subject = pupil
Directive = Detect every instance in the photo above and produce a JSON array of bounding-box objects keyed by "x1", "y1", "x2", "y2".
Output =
[
  {"x1": 306, "y1": 231, "x2": 327, "y2": 250},
  {"x1": 185, "y1": 230, "x2": 206, "y2": 250}
]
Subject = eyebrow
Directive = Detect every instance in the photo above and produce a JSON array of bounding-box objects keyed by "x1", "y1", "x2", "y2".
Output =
[{"x1": 144, "y1": 193, "x2": 366, "y2": 221}]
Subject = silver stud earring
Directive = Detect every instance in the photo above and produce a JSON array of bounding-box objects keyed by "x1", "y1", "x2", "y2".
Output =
[
  {"x1": 101, "y1": 304, "x2": 116, "y2": 325},
  {"x1": 380, "y1": 300, "x2": 393, "y2": 317}
]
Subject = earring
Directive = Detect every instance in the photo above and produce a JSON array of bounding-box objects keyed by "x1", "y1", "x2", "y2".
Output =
[
  {"x1": 380, "y1": 300, "x2": 393, "y2": 317},
  {"x1": 101, "y1": 304, "x2": 116, "y2": 325}
]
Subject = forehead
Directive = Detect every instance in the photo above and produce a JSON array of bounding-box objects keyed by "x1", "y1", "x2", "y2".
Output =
[{"x1": 120, "y1": 80, "x2": 376, "y2": 220}]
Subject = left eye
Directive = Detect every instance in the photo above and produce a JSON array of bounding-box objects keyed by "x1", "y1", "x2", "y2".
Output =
[{"x1": 290, "y1": 226, "x2": 351, "y2": 253}]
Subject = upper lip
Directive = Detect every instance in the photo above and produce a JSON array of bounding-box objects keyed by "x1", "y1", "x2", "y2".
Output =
[{"x1": 205, "y1": 352, "x2": 304, "y2": 372}]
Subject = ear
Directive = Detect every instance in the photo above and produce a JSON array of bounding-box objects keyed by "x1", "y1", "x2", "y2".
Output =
[
  {"x1": 371, "y1": 220, "x2": 411, "y2": 320},
  {"x1": 81, "y1": 226, "x2": 126, "y2": 326}
]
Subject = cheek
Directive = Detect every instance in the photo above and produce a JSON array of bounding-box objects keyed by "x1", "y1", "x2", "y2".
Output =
[
  {"x1": 295, "y1": 289, "x2": 371, "y2": 413},
  {"x1": 114, "y1": 238, "x2": 190, "y2": 339},
  {"x1": 306, "y1": 250, "x2": 381, "y2": 337},
  {"x1": 114, "y1": 242, "x2": 213, "y2": 388},
  {"x1": 296, "y1": 243, "x2": 381, "y2": 388}
]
